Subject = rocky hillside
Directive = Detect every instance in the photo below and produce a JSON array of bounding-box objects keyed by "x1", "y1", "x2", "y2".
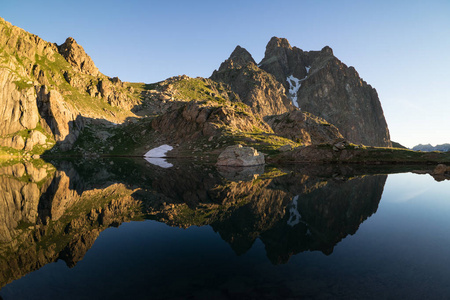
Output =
[{"x1": 0, "y1": 17, "x2": 141, "y2": 154}]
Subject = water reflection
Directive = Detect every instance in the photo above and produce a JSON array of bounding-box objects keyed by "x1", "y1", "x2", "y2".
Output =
[{"x1": 0, "y1": 158, "x2": 398, "y2": 291}]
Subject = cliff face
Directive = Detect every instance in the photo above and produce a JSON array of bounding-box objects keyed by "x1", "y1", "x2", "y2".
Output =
[
  {"x1": 211, "y1": 46, "x2": 294, "y2": 117},
  {"x1": 0, "y1": 18, "x2": 140, "y2": 153},
  {"x1": 259, "y1": 37, "x2": 391, "y2": 147}
]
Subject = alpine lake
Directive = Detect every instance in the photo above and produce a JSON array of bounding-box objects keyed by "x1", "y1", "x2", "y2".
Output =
[{"x1": 1, "y1": 157, "x2": 450, "y2": 300}]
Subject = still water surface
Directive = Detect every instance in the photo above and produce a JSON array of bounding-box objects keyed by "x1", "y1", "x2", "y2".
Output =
[{"x1": 0, "y1": 159, "x2": 449, "y2": 299}]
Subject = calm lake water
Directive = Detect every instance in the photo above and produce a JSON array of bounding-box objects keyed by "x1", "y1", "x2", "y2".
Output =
[{"x1": 0, "y1": 158, "x2": 450, "y2": 299}]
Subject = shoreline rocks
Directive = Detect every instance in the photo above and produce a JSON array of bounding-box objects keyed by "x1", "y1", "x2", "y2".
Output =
[{"x1": 216, "y1": 145, "x2": 265, "y2": 167}]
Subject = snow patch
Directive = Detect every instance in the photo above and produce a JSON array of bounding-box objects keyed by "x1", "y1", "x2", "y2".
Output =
[
  {"x1": 286, "y1": 75, "x2": 301, "y2": 108},
  {"x1": 144, "y1": 144, "x2": 173, "y2": 158},
  {"x1": 286, "y1": 68, "x2": 311, "y2": 108},
  {"x1": 145, "y1": 157, "x2": 173, "y2": 168},
  {"x1": 287, "y1": 195, "x2": 302, "y2": 227}
]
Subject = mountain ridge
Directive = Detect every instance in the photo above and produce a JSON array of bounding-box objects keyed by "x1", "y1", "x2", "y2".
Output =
[{"x1": 1, "y1": 17, "x2": 391, "y2": 160}]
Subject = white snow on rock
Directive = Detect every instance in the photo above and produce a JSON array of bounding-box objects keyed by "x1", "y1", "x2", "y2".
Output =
[
  {"x1": 287, "y1": 195, "x2": 302, "y2": 227},
  {"x1": 286, "y1": 75, "x2": 302, "y2": 107},
  {"x1": 144, "y1": 144, "x2": 173, "y2": 157},
  {"x1": 145, "y1": 157, "x2": 173, "y2": 168},
  {"x1": 286, "y1": 66, "x2": 310, "y2": 108},
  {"x1": 305, "y1": 66, "x2": 311, "y2": 73}
]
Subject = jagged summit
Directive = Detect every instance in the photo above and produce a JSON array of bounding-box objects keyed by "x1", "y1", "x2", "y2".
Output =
[
  {"x1": 320, "y1": 45, "x2": 333, "y2": 55},
  {"x1": 58, "y1": 37, "x2": 99, "y2": 76},
  {"x1": 215, "y1": 45, "x2": 256, "y2": 72},
  {"x1": 211, "y1": 43, "x2": 294, "y2": 117},
  {"x1": 266, "y1": 37, "x2": 292, "y2": 52}
]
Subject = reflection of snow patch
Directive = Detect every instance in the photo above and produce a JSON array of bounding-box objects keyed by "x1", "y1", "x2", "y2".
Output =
[
  {"x1": 287, "y1": 195, "x2": 301, "y2": 227},
  {"x1": 144, "y1": 144, "x2": 173, "y2": 157},
  {"x1": 145, "y1": 157, "x2": 173, "y2": 168}
]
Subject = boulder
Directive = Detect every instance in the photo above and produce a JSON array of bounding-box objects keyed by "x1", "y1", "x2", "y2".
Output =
[
  {"x1": 24, "y1": 130, "x2": 47, "y2": 151},
  {"x1": 216, "y1": 145, "x2": 265, "y2": 167}
]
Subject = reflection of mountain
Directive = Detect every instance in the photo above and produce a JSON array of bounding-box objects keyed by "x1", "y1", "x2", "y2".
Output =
[
  {"x1": 139, "y1": 163, "x2": 387, "y2": 262},
  {"x1": 0, "y1": 158, "x2": 388, "y2": 288},
  {"x1": 261, "y1": 175, "x2": 386, "y2": 263}
]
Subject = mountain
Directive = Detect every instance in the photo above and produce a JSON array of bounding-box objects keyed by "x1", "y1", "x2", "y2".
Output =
[
  {"x1": 213, "y1": 37, "x2": 391, "y2": 147},
  {"x1": 412, "y1": 143, "x2": 450, "y2": 152},
  {"x1": 0, "y1": 18, "x2": 392, "y2": 159}
]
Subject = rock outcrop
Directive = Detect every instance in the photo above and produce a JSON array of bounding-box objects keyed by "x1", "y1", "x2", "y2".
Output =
[
  {"x1": 211, "y1": 46, "x2": 294, "y2": 117},
  {"x1": 216, "y1": 144, "x2": 265, "y2": 166},
  {"x1": 259, "y1": 37, "x2": 391, "y2": 147},
  {"x1": 266, "y1": 110, "x2": 343, "y2": 145},
  {"x1": 58, "y1": 37, "x2": 100, "y2": 77}
]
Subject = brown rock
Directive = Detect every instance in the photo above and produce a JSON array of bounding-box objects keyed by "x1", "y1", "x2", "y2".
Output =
[
  {"x1": 433, "y1": 164, "x2": 450, "y2": 175},
  {"x1": 266, "y1": 110, "x2": 343, "y2": 145},
  {"x1": 211, "y1": 46, "x2": 294, "y2": 117},
  {"x1": 36, "y1": 86, "x2": 83, "y2": 151},
  {"x1": 258, "y1": 37, "x2": 391, "y2": 147},
  {"x1": 58, "y1": 37, "x2": 100, "y2": 76},
  {"x1": 24, "y1": 130, "x2": 47, "y2": 151},
  {"x1": 216, "y1": 144, "x2": 265, "y2": 167}
]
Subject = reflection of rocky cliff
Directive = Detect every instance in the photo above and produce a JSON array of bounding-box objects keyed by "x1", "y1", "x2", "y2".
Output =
[
  {"x1": 0, "y1": 158, "x2": 389, "y2": 289},
  {"x1": 0, "y1": 161, "x2": 141, "y2": 288}
]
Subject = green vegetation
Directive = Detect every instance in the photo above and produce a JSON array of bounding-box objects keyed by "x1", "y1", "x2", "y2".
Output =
[
  {"x1": 12, "y1": 80, "x2": 33, "y2": 91},
  {"x1": 221, "y1": 129, "x2": 300, "y2": 155}
]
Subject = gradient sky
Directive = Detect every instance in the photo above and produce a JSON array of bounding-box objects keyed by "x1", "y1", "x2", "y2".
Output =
[{"x1": 2, "y1": 0, "x2": 450, "y2": 148}]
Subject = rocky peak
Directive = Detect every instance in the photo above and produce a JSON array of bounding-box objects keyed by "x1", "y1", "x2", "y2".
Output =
[
  {"x1": 216, "y1": 45, "x2": 256, "y2": 72},
  {"x1": 321, "y1": 46, "x2": 333, "y2": 55},
  {"x1": 266, "y1": 37, "x2": 292, "y2": 53},
  {"x1": 259, "y1": 37, "x2": 309, "y2": 88},
  {"x1": 211, "y1": 49, "x2": 293, "y2": 117},
  {"x1": 58, "y1": 37, "x2": 99, "y2": 76}
]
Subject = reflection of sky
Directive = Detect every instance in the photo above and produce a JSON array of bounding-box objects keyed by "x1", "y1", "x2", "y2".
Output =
[{"x1": 382, "y1": 172, "x2": 450, "y2": 204}]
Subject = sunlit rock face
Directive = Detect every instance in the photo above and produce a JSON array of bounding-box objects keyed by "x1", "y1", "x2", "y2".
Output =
[
  {"x1": 259, "y1": 37, "x2": 391, "y2": 147},
  {"x1": 211, "y1": 46, "x2": 294, "y2": 117}
]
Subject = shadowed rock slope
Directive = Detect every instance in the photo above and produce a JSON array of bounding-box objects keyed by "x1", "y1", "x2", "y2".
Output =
[
  {"x1": 259, "y1": 37, "x2": 391, "y2": 147},
  {"x1": 212, "y1": 37, "x2": 391, "y2": 147}
]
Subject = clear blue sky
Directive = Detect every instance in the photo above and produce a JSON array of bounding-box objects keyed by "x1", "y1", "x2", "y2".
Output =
[{"x1": 2, "y1": 0, "x2": 450, "y2": 148}]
